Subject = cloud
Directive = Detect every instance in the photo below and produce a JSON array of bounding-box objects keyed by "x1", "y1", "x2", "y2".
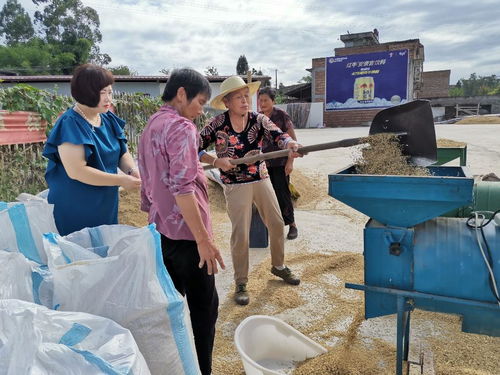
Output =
[{"x1": 14, "y1": 0, "x2": 500, "y2": 85}]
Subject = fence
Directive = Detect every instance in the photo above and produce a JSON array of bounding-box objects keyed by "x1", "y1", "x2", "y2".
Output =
[
  {"x1": 285, "y1": 103, "x2": 311, "y2": 129},
  {"x1": 112, "y1": 92, "x2": 215, "y2": 154},
  {"x1": 275, "y1": 102, "x2": 324, "y2": 129},
  {"x1": 455, "y1": 103, "x2": 480, "y2": 117},
  {"x1": 111, "y1": 92, "x2": 161, "y2": 154}
]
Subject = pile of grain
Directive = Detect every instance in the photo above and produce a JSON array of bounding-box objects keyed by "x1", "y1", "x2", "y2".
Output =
[
  {"x1": 456, "y1": 115, "x2": 500, "y2": 125},
  {"x1": 355, "y1": 133, "x2": 430, "y2": 176},
  {"x1": 118, "y1": 178, "x2": 229, "y2": 226},
  {"x1": 290, "y1": 170, "x2": 329, "y2": 210},
  {"x1": 437, "y1": 138, "x2": 467, "y2": 148},
  {"x1": 206, "y1": 179, "x2": 227, "y2": 213}
]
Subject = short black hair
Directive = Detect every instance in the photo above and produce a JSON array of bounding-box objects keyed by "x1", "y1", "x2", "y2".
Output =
[
  {"x1": 71, "y1": 64, "x2": 114, "y2": 107},
  {"x1": 162, "y1": 68, "x2": 211, "y2": 102},
  {"x1": 258, "y1": 87, "x2": 276, "y2": 101}
]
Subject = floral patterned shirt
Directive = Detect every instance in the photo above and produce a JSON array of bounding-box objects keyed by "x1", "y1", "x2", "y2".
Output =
[
  {"x1": 199, "y1": 111, "x2": 292, "y2": 184},
  {"x1": 138, "y1": 104, "x2": 212, "y2": 241}
]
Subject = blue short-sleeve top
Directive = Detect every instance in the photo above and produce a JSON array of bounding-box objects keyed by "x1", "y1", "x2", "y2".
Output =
[{"x1": 43, "y1": 108, "x2": 128, "y2": 235}]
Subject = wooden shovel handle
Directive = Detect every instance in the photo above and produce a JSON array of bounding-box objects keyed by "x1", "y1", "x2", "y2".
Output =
[{"x1": 203, "y1": 137, "x2": 367, "y2": 170}]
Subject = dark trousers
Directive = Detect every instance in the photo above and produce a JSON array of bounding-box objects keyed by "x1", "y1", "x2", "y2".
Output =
[
  {"x1": 268, "y1": 166, "x2": 295, "y2": 225},
  {"x1": 160, "y1": 235, "x2": 219, "y2": 375}
]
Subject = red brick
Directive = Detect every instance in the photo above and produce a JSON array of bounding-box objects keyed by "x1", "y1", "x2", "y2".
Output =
[{"x1": 418, "y1": 70, "x2": 450, "y2": 98}]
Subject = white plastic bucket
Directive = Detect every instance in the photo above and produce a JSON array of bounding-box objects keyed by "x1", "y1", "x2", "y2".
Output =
[{"x1": 234, "y1": 315, "x2": 327, "y2": 375}]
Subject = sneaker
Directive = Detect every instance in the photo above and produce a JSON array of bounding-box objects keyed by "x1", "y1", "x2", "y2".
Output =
[
  {"x1": 271, "y1": 266, "x2": 300, "y2": 285},
  {"x1": 234, "y1": 283, "x2": 250, "y2": 305},
  {"x1": 286, "y1": 225, "x2": 298, "y2": 240}
]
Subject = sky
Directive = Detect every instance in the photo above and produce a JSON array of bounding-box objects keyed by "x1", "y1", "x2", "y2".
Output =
[{"x1": 17, "y1": 0, "x2": 500, "y2": 86}]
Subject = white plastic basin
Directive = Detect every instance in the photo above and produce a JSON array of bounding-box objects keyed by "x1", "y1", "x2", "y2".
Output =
[{"x1": 234, "y1": 315, "x2": 327, "y2": 375}]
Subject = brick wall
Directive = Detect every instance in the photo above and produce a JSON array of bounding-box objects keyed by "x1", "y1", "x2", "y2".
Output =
[
  {"x1": 325, "y1": 109, "x2": 383, "y2": 127},
  {"x1": 418, "y1": 70, "x2": 450, "y2": 98},
  {"x1": 312, "y1": 40, "x2": 424, "y2": 127},
  {"x1": 334, "y1": 40, "x2": 424, "y2": 60},
  {"x1": 312, "y1": 58, "x2": 325, "y2": 99}
]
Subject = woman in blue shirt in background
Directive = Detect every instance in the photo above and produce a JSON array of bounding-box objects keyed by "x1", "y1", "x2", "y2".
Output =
[{"x1": 43, "y1": 64, "x2": 141, "y2": 235}]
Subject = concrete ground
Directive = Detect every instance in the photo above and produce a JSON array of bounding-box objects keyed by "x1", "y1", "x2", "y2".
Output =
[{"x1": 212, "y1": 124, "x2": 500, "y2": 373}]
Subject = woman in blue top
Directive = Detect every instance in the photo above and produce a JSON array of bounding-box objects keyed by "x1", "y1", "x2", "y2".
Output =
[{"x1": 43, "y1": 64, "x2": 141, "y2": 236}]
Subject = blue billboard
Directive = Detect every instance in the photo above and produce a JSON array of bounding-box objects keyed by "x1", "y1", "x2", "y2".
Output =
[{"x1": 325, "y1": 49, "x2": 409, "y2": 111}]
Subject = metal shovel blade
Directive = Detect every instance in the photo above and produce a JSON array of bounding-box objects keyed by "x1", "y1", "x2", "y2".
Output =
[{"x1": 369, "y1": 100, "x2": 437, "y2": 166}]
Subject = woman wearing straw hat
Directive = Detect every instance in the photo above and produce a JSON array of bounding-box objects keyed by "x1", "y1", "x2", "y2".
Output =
[{"x1": 199, "y1": 75, "x2": 301, "y2": 306}]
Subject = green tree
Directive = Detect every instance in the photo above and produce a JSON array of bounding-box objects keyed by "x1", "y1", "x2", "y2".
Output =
[
  {"x1": 0, "y1": 0, "x2": 107, "y2": 74},
  {"x1": 251, "y1": 67, "x2": 262, "y2": 75},
  {"x1": 0, "y1": 38, "x2": 54, "y2": 74},
  {"x1": 0, "y1": 36, "x2": 91, "y2": 75},
  {"x1": 236, "y1": 55, "x2": 249, "y2": 75},
  {"x1": 489, "y1": 86, "x2": 500, "y2": 95},
  {"x1": 109, "y1": 65, "x2": 137, "y2": 75},
  {"x1": 449, "y1": 86, "x2": 464, "y2": 97},
  {"x1": 204, "y1": 66, "x2": 219, "y2": 76},
  {"x1": 299, "y1": 74, "x2": 312, "y2": 83},
  {"x1": 32, "y1": 0, "x2": 109, "y2": 66},
  {"x1": 458, "y1": 73, "x2": 500, "y2": 96},
  {"x1": 274, "y1": 91, "x2": 286, "y2": 104},
  {"x1": 0, "y1": 0, "x2": 35, "y2": 45}
]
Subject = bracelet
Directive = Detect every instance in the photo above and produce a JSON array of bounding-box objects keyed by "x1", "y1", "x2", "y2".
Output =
[
  {"x1": 198, "y1": 150, "x2": 207, "y2": 160},
  {"x1": 212, "y1": 158, "x2": 218, "y2": 167},
  {"x1": 127, "y1": 167, "x2": 137, "y2": 175}
]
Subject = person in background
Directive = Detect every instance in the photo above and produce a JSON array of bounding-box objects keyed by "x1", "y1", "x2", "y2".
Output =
[
  {"x1": 43, "y1": 64, "x2": 140, "y2": 236},
  {"x1": 138, "y1": 68, "x2": 225, "y2": 375},
  {"x1": 199, "y1": 75, "x2": 301, "y2": 306},
  {"x1": 258, "y1": 87, "x2": 299, "y2": 240}
]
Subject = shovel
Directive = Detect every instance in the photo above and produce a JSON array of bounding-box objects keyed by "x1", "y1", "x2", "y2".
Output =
[{"x1": 203, "y1": 100, "x2": 437, "y2": 170}]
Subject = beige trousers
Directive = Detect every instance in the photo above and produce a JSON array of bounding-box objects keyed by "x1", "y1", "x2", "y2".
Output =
[{"x1": 224, "y1": 178, "x2": 285, "y2": 285}]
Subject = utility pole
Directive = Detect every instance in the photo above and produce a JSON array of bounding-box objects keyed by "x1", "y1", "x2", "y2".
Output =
[
  {"x1": 275, "y1": 69, "x2": 278, "y2": 89},
  {"x1": 247, "y1": 69, "x2": 253, "y2": 108}
]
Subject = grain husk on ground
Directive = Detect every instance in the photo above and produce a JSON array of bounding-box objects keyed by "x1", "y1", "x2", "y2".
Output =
[
  {"x1": 437, "y1": 138, "x2": 467, "y2": 148},
  {"x1": 118, "y1": 157, "x2": 500, "y2": 375},
  {"x1": 456, "y1": 115, "x2": 500, "y2": 125},
  {"x1": 118, "y1": 188, "x2": 148, "y2": 227},
  {"x1": 210, "y1": 249, "x2": 398, "y2": 375}
]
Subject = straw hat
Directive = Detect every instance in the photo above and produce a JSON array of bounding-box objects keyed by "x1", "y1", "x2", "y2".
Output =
[{"x1": 210, "y1": 76, "x2": 261, "y2": 110}]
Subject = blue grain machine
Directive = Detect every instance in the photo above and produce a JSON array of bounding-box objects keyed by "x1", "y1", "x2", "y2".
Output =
[{"x1": 328, "y1": 101, "x2": 500, "y2": 375}]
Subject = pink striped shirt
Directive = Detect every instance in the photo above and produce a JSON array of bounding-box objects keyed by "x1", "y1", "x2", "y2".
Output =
[{"x1": 138, "y1": 104, "x2": 212, "y2": 241}]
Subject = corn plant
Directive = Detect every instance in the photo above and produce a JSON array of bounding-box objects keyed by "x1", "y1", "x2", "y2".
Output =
[{"x1": 0, "y1": 143, "x2": 47, "y2": 201}]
